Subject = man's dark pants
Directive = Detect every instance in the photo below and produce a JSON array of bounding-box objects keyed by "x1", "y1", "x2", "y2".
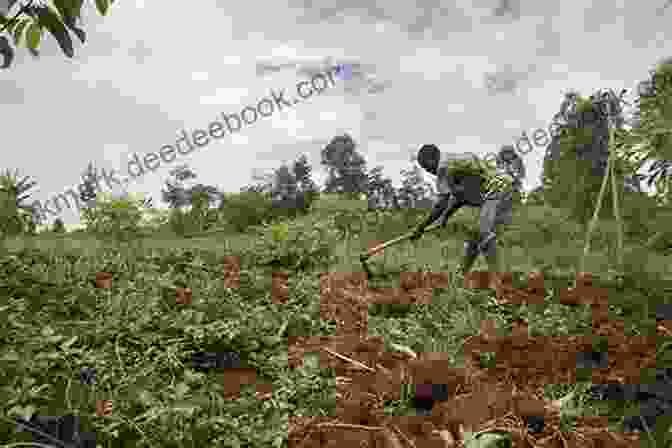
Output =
[{"x1": 439, "y1": 188, "x2": 514, "y2": 274}]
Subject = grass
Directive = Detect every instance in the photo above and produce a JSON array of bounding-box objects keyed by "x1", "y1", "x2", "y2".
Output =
[{"x1": 1, "y1": 203, "x2": 671, "y2": 446}]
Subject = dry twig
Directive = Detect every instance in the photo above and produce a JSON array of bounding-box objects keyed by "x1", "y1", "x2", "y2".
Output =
[
  {"x1": 392, "y1": 424, "x2": 417, "y2": 448},
  {"x1": 316, "y1": 422, "x2": 383, "y2": 431},
  {"x1": 322, "y1": 347, "x2": 376, "y2": 372}
]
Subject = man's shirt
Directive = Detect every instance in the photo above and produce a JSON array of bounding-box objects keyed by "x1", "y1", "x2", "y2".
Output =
[
  {"x1": 435, "y1": 151, "x2": 525, "y2": 198},
  {"x1": 495, "y1": 156, "x2": 525, "y2": 192},
  {"x1": 435, "y1": 152, "x2": 485, "y2": 196}
]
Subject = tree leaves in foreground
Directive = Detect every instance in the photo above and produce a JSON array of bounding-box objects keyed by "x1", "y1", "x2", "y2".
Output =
[
  {"x1": 623, "y1": 59, "x2": 672, "y2": 205},
  {"x1": 0, "y1": 0, "x2": 115, "y2": 69}
]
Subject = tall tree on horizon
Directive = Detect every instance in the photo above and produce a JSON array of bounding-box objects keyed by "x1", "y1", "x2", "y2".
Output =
[
  {"x1": 161, "y1": 165, "x2": 197, "y2": 209},
  {"x1": 365, "y1": 165, "x2": 398, "y2": 209},
  {"x1": 161, "y1": 165, "x2": 222, "y2": 210},
  {"x1": 397, "y1": 155, "x2": 434, "y2": 209},
  {"x1": 320, "y1": 134, "x2": 369, "y2": 199},
  {"x1": 540, "y1": 88, "x2": 631, "y2": 224}
]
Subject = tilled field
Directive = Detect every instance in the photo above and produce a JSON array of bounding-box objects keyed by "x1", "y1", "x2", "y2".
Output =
[
  {"x1": 280, "y1": 270, "x2": 662, "y2": 447},
  {"x1": 4, "y1": 247, "x2": 668, "y2": 447}
]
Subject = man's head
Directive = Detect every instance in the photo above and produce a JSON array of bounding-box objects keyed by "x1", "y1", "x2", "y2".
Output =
[
  {"x1": 417, "y1": 144, "x2": 441, "y2": 175},
  {"x1": 498, "y1": 145, "x2": 518, "y2": 163}
]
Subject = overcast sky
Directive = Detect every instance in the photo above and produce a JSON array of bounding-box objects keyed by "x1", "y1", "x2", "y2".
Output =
[{"x1": 2, "y1": 0, "x2": 670, "y2": 226}]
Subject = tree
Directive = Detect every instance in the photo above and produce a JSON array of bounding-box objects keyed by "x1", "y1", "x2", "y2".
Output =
[
  {"x1": 267, "y1": 155, "x2": 319, "y2": 218},
  {"x1": 0, "y1": 0, "x2": 116, "y2": 69},
  {"x1": 80, "y1": 191, "x2": 148, "y2": 241},
  {"x1": 397, "y1": 156, "x2": 434, "y2": 209},
  {"x1": 220, "y1": 190, "x2": 273, "y2": 232},
  {"x1": 320, "y1": 134, "x2": 369, "y2": 198},
  {"x1": 292, "y1": 154, "x2": 318, "y2": 195},
  {"x1": 541, "y1": 88, "x2": 631, "y2": 225},
  {"x1": 161, "y1": 165, "x2": 196, "y2": 209},
  {"x1": 0, "y1": 168, "x2": 39, "y2": 237},
  {"x1": 185, "y1": 183, "x2": 221, "y2": 232},
  {"x1": 620, "y1": 58, "x2": 672, "y2": 206},
  {"x1": 271, "y1": 164, "x2": 298, "y2": 201},
  {"x1": 292, "y1": 153, "x2": 319, "y2": 207},
  {"x1": 160, "y1": 165, "x2": 222, "y2": 234},
  {"x1": 243, "y1": 169, "x2": 274, "y2": 195},
  {"x1": 77, "y1": 162, "x2": 101, "y2": 211},
  {"x1": 365, "y1": 166, "x2": 397, "y2": 209},
  {"x1": 611, "y1": 57, "x2": 672, "y2": 250}
]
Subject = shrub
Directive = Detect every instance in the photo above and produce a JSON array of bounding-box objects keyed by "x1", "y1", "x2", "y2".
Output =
[
  {"x1": 618, "y1": 191, "x2": 665, "y2": 242},
  {"x1": 269, "y1": 191, "x2": 315, "y2": 221},
  {"x1": 168, "y1": 208, "x2": 189, "y2": 236},
  {"x1": 220, "y1": 191, "x2": 274, "y2": 233},
  {"x1": 252, "y1": 218, "x2": 339, "y2": 271},
  {"x1": 81, "y1": 192, "x2": 149, "y2": 241},
  {"x1": 140, "y1": 207, "x2": 171, "y2": 231}
]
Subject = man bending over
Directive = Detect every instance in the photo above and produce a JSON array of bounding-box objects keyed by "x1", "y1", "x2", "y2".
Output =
[{"x1": 410, "y1": 144, "x2": 526, "y2": 276}]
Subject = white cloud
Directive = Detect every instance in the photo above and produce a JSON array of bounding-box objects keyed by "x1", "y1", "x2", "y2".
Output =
[
  {"x1": 199, "y1": 87, "x2": 251, "y2": 106},
  {"x1": 191, "y1": 72, "x2": 210, "y2": 82}
]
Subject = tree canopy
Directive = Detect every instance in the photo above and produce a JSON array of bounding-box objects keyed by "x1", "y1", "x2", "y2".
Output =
[{"x1": 0, "y1": 0, "x2": 115, "y2": 69}]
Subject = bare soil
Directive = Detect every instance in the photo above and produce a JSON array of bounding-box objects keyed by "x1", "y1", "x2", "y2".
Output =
[{"x1": 221, "y1": 257, "x2": 652, "y2": 447}]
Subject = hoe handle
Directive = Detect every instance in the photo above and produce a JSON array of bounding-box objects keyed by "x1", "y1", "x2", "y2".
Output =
[{"x1": 361, "y1": 222, "x2": 442, "y2": 260}]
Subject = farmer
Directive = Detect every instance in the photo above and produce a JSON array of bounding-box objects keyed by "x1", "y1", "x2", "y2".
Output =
[{"x1": 410, "y1": 144, "x2": 526, "y2": 276}]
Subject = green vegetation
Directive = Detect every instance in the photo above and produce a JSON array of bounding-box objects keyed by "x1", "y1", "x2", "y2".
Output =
[
  {"x1": 3, "y1": 11, "x2": 672, "y2": 440},
  {"x1": 0, "y1": 0, "x2": 116, "y2": 69},
  {"x1": 0, "y1": 193, "x2": 670, "y2": 446}
]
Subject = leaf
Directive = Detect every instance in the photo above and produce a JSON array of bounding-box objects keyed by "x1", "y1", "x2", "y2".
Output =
[
  {"x1": 12, "y1": 18, "x2": 28, "y2": 46},
  {"x1": 36, "y1": 5, "x2": 74, "y2": 58},
  {"x1": 463, "y1": 431, "x2": 512, "y2": 448},
  {"x1": 137, "y1": 389, "x2": 155, "y2": 407},
  {"x1": 46, "y1": 334, "x2": 65, "y2": 344},
  {"x1": 25, "y1": 21, "x2": 41, "y2": 51},
  {"x1": 66, "y1": 21, "x2": 85, "y2": 43},
  {"x1": 0, "y1": 349, "x2": 19, "y2": 361},
  {"x1": 53, "y1": 0, "x2": 71, "y2": 20},
  {"x1": 59, "y1": 335, "x2": 78, "y2": 350},
  {"x1": 173, "y1": 382, "x2": 190, "y2": 399},
  {"x1": 95, "y1": 0, "x2": 109, "y2": 16},
  {"x1": 72, "y1": 0, "x2": 85, "y2": 18},
  {"x1": 389, "y1": 342, "x2": 417, "y2": 359},
  {"x1": 51, "y1": 0, "x2": 84, "y2": 20},
  {"x1": 9, "y1": 404, "x2": 36, "y2": 422},
  {"x1": 54, "y1": 0, "x2": 85, "y2": 43}
]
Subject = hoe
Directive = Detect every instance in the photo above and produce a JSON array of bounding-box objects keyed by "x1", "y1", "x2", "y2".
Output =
[{"x1": 359, "y1": 222, "x2": 442, "y2": 279}]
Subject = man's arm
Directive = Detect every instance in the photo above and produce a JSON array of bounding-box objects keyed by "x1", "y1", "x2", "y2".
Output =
[
  {"x1": 419, "y1": 194, "x2": 453, "y2": 230},
  {"x1": 412, "y1": 194, "x2": 463, "y2": 240}
]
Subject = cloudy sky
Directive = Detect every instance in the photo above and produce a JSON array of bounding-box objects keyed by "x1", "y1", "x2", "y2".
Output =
[{"x1": 2, "y1": 0, "x2": 670, "y2": 226}]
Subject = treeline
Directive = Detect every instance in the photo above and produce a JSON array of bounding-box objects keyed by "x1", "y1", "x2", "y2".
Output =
[
  {"x1": 153, "y1": 134, "x2": 438, "y2": 235},
  {"x1": 2, "y1": 57, "x2": 672, "y2": 245}
]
